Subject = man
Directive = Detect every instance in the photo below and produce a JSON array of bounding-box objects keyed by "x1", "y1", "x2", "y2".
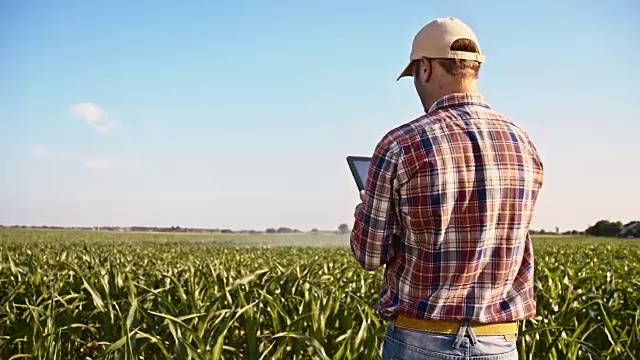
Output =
[{"x1": 350, "y1": 17, "x2": 544, "y2": 359}]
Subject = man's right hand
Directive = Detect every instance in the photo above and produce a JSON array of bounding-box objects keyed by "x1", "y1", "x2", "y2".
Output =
[{"x1": 354, "y1": 190, "x2": 365, "y2": 218}]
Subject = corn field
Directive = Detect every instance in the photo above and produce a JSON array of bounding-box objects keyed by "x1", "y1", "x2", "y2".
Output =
[{"x1": 1, "y1": 229, "x2": 638, "y2": 359}]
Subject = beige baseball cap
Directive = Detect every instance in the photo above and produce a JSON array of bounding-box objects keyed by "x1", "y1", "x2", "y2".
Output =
[{"x1": 397, "y1": 17, "x2": 485, "y2": 80}]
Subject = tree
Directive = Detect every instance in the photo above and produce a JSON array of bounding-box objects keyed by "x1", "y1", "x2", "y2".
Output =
[
  {"x1": 585, "y1": 220, "x2": 624, "y2": 237},
  {"x1": 265, "y1": 228, "x2": 276, "y2": 234},
  {"x1": 338, "y1": 224, "x2": 350, "y2": 234}
]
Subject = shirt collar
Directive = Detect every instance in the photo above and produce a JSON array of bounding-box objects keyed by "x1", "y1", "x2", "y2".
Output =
[{"x1": 427, "y1": 93, "x2": 490, "y2": 113}]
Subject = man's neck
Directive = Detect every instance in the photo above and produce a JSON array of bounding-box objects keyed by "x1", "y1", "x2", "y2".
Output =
[
  {"x1": 423, "y1": 81, "x2": 480, "y2": 112},
  {"x1": 440, "y1": 80, "x2": 480, "y2": 97}
]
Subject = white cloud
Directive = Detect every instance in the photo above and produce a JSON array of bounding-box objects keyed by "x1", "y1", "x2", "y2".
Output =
[
  {"x1": 71, "y1": 103, "x2": 118, "y2": 132},
  {"x1": 84, "y1": 157, "x2": 115, "y2": 170},
  {"x1": 33, "y1": 146, "x2": 53, "y2": 158}
]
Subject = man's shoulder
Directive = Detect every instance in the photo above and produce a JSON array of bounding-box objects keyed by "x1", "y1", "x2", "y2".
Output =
[
  {"x1": 376, "y1": 113, "x2": 446, "y2": 153},
  {"x1": 379, "y1": 113, "x2": 434, "y2": 142},
  {"x1": 374, "y1": 106, "x2": 537, "y2": 164}
]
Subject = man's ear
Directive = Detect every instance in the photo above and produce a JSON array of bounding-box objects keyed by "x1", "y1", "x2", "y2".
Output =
[{"x1": 416, "y1": 57, "x2": 432, "y2": 83}]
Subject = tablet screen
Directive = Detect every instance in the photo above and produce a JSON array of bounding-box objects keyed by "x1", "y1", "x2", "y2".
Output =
[
  {"x1": 353, "y1": 159, "x2": 370, "y2": 188},
  {"x1": 346, "y1": 156, "x2": 372, "y2": 191}
]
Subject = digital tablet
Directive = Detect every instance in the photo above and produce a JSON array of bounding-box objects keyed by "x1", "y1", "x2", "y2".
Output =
[{"x1": 346, "y1": 156, "x2": 372, "y2": 191}]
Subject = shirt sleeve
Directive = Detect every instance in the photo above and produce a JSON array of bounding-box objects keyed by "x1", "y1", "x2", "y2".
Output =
[{"x1": 350, "y1": 139, "x2": 401, "y2": 271}]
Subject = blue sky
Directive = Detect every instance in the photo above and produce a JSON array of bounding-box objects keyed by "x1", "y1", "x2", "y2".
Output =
[{"x1": 1, "y1": 0, "x2": 638, "y2": 231}]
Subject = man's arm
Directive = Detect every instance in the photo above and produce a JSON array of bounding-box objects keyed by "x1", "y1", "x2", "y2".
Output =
[{"x1": 350, "y1": 140, "x2": 400, "y2": 271}]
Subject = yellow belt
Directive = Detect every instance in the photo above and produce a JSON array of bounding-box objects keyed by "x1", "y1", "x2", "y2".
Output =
[{"x1": 394, "y1": 314, "x2": 518, "y2": 336}]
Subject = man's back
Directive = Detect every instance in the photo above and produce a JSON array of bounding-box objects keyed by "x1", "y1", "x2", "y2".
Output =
[
  {"x1": 351, "y1": 93, "x2": 544, "y2": 324},
  {"x1": 350, "y1": 17, "x2": 543, "y2": 359}
]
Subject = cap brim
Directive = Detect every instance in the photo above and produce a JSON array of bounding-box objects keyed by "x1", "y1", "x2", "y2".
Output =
[{"x1": 396, "y1": 61, "x2": 414, "y2": 81}]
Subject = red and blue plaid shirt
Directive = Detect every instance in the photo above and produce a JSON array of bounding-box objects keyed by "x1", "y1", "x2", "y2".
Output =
[{"x1": 350, "y1": 93, "x2": 544, "y2": 324}]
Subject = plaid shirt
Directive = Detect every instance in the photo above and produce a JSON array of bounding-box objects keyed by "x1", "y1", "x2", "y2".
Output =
[{"x1": 350, "y1": 93, "x2": 544, "y2": 324}]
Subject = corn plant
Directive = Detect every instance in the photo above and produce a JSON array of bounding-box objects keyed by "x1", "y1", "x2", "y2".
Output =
[{"x1": 0, "y1": 229, "x2": 638, "y2": 359}]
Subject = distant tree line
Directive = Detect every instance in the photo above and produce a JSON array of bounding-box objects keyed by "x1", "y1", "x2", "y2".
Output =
[
  {"x1": 264, "y1": 227, "x2": 303, "y2": 234},
  {"x1": 529, "y1": 219, "x2": 639, "y2": 238},
  {"x1": 2, "y1": 219, "x2": 637, "y2": 238},
  {"x1": 585, "y1": 220, "x2": 639, "y2": 238},
  {"x1": 529, "y1": 229, "x2": 585, "y2": 236}
]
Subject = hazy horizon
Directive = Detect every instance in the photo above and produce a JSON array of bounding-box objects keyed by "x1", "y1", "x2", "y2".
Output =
[{"x1": 1, "y1": 1, "x2": 638, "y2": 232}]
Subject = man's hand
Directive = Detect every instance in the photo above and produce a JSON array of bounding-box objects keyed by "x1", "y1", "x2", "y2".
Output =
[{"x1": 354, "y1": 190, "x2": 365, "y2": 218}]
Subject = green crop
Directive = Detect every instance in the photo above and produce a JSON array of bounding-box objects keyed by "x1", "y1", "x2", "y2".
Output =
[{"x1": 0, "y1": 229, "x2": 638, "y2": 359}]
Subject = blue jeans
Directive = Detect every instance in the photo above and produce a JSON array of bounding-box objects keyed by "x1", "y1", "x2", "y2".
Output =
[{"x1": 381, "y1": 321, "x2": 518, "y2": 360}]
